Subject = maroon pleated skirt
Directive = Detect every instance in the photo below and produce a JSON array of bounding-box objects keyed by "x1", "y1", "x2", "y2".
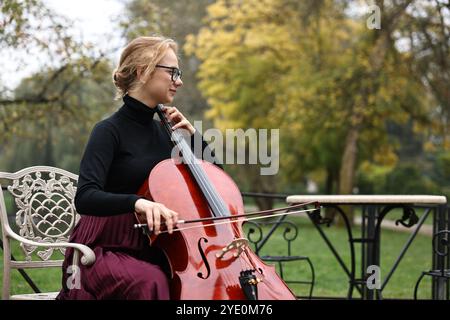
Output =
[{"x1": 56, "y1": 212, "x2": 170, "y2": 300}]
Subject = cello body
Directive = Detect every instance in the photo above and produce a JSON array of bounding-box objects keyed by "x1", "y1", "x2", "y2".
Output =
[{"x1": 137, "y1": 158, "x2": 297, "y2": 300}]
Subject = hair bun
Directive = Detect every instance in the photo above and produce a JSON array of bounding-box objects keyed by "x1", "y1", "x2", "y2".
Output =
[{"x1": 113, "y1": 36, "x2": 178, "y2": 100}]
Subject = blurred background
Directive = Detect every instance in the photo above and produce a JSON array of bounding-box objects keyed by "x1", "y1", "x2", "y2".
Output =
[{"x1": 1, "y1": 0, "x2": 449, "y2": 208}]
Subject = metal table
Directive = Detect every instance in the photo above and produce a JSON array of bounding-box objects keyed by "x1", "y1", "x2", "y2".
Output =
[{"x1": 286, "y1": 195, "x2": 448, "y2": 299}]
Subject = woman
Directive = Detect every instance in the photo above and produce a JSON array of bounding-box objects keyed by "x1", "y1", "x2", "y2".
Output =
[{"x1": 57, "y1": 36, "x2": 213, "y2": 300}]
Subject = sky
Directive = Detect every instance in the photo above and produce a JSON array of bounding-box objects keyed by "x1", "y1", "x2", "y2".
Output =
[
  {"x1": 2, "y1": 0, "x2": 125, "y2": 91},
  {"x1": 44, "y1": 0, "x2": 124, "y2": 43}
]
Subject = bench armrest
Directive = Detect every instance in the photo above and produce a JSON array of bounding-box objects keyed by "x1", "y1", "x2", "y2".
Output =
[{"x1": 3, "y1": 225, "x2": 95, "y2": 266}]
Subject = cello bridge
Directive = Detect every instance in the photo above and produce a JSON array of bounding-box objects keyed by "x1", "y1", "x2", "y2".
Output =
[{"x1": 216, "y1": 238, "x2": 249, "y2": 259}]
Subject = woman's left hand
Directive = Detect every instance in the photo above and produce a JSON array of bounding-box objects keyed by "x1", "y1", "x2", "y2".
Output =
[{"x1": 162, "y1": 106, "x2": 195, "y2": 135}]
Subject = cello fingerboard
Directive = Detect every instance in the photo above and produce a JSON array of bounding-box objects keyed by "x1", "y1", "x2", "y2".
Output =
[{"x1": 156, "y1": 104, "x2": 230, "y2": 218}]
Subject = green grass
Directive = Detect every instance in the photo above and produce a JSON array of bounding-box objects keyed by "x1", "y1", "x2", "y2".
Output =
[
  {"x1": 0, "y1": 215, "x2": 434, "y2": 299},
  {"x1": 0, "y1": 243, "x2": 65, "y2": 295}
]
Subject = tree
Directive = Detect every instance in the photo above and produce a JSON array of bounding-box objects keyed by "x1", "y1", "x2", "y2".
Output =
[
  {"x1": 0, "y1": 0, "x2": 112, "y2": 144},
  {"x1": 400, "y1": 0, "x2": 450, "y2": 149},
  {"x1": 337, "y1": 0, "x2": 422, "y2": 198},
  {"x1": 185, "y1": 0, "x2": 430, "y2": 214},
  {"x1": 0, "y1": 58, "x2": 116, "y2": 172},
  {"x1": 1, "y1": 0, "x2": 121, "y2": 173}
]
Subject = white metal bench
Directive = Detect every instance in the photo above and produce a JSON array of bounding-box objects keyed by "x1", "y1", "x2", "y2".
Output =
[{"x1": 0, "y1": 166, "x2": 95, "y2": 300}]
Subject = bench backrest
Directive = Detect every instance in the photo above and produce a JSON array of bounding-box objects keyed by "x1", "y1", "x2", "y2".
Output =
[{"x1": 0, "y1": 166, "x2": 80, "y2": 298}]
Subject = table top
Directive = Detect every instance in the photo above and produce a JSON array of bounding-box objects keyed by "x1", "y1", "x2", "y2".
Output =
[{"x1": 286, "y1": 195, "x2": 447, "y2": 205}]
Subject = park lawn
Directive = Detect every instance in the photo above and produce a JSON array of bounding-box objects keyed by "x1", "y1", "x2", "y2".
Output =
[
  {"x1": 0, "y1": 243, "x2": 65, "y2": 296},
  {"x1": 0, "y1": 216, "x2": 433, "y2": 299}
]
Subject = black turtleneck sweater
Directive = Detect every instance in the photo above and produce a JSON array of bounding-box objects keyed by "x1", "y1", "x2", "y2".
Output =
[{"x1": 75, "y1": 95, "x2": 213, "y2": 216}]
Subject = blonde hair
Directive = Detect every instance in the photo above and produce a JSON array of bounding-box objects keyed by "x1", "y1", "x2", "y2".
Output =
[{"x1": 113, "y1": 36, "x2": 178, "y2": 99}]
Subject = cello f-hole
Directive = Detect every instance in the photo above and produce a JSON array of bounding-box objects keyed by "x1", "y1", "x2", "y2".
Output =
[{"x1": 196, "y1": 237, "x2": 211, "y2": 279}]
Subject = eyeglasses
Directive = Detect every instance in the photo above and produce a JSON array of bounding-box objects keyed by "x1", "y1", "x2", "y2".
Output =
[{"x1": 155, "y1": 65, "x2": 182, "y2": 82}]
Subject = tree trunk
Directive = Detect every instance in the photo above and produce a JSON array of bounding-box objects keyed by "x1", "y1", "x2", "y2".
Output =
[
  {"x1": 337, "y1": 126, "x2": 360, "y2": 226},
  {"x1": 339, "y1": 127, "x2": 359, "y2": 195},
  {"x1": 324, "y1": 167, "x2": 338, "y2": 221},
  {"x1": 254, "y1": 196, "x2": 274, "y2": 212},
  {"x1": 325, "y1": 167, "x2": 335, "y2": 194},
  {"x1": 253, "y1": 170, "x2": 275, "y2": 211}
]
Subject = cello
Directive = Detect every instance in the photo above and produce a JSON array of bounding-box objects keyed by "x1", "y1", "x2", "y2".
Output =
[{"x1": 135, "y1": 104, "x2": 297, "y2": 300}]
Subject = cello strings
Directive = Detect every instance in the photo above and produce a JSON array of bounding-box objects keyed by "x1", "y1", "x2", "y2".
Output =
[
  {"x1": 177, "y1": 137, "x2": 228, "y2": 217},
  {"x1": 175, "y1": 128, "x2": 230, "y2": 217},
  {"x1": 160, "y1": 108, "x2": 242, "y2": 288},
  {"x1": 158, "y1": 105, "x2": 223, "y2": 217},
  {"x1": 161, "y1": 105, "x2": 231, "y2": 219}
]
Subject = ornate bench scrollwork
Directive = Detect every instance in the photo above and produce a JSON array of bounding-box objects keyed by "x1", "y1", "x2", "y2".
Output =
[{"x1": 0, "y1": 166, "x2": 95, "y2": 300}]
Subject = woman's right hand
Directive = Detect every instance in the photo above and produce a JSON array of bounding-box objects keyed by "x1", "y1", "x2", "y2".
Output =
[{"x1": 134, "y1": 199, "x2": 179, "y2": 235}]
